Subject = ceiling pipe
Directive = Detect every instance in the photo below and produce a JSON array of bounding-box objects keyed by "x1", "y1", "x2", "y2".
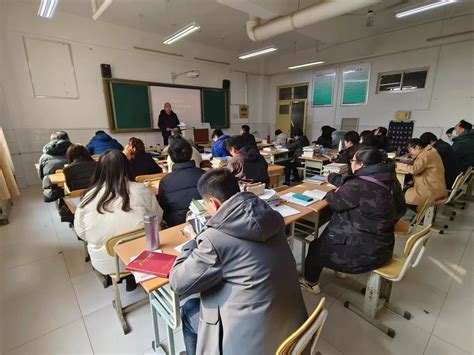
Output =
[
  {"x1": 91, "y1": 0, "x2": 97, "y2": 13},
  {"x1": 246, "y1": 0, "x2": 381, "y2": 42},
  {"x1": 92, "y1": 0, "x2": 113, "y2": 21}
]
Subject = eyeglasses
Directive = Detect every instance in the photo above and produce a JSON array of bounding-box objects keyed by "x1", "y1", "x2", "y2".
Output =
[{"x1": 350, "y1": 159, "x2": 358, "y2": 163}]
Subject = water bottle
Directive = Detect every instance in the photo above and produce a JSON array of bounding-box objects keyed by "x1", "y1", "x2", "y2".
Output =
[
  {"x1": 338, "y1": 139, "x2": 344, "y2": 152},
  {"x1": 144, "y1": 213, "x2": 160, "y2": 251}
]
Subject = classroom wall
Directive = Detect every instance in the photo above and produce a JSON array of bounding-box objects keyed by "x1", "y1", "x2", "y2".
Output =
[
  {"x1": 268, "y1": 22, "x2": 474, "y2": 143},
  {"x1": 1, "y1": 1, "x2": 272, "y2": 187}
]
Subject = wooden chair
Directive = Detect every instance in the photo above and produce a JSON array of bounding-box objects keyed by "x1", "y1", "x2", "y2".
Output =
[
  {"x1": 276, "y1": 297, "x2": 327, "y2": 355},
  {"x1": 394, "y1": 199, "x2": 431, "y2": 236},
  {"x1": 67, "y1": 188, "x2": 87, "y2": 198},
  {"x1": 55, "y1": 168, "x2": 64, "y2": 174},
  {"x1": 269, "y1": 173, "x2": 281, "y2": 188},
  {"x1": 65, "y1": 188, "x2": 88, "y2": 261},
  {"x1": 274, "y1": 185, "x2": 290, "y2": 193},
  {"x1": 344, "y1": 224, "x2": 432, "y2": 338},
  {"x1": 105, "y1": 229, "x2": 149, "y2": 334},
  {"x1": 135, "y1": 172, "x2": 167, "y2": 183},
  {"x1": 450, "y1": 167, "x2": 473, "y2": 209}
]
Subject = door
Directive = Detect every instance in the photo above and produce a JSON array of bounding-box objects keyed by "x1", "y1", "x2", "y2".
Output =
[{"x1": 290, "y1": 100, "x2": 306, "y2": 136}]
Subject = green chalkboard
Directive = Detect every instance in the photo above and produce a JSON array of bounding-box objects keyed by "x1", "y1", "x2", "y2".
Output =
[
  {"x1": 342, "y1": 63, "x2": 370, "y2": 105},
  {"x1": 202, "y1": 89, "x2": 228, "y2": 129},
  {"x1": 312, "y1": 70, "x2": 336, "y2": 106},
  {"x1": 110, "y1": 82, "x2": 152, "y2": 130}
]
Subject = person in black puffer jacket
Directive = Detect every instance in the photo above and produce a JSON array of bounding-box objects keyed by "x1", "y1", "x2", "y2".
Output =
[
  {"x1": 158, "y1": 102, "x2": 180, "y2": 146},
  {"x1": 301, "y1": 147, "x2": 406, "y2": 294},
  {"x1": 39, "y1": 131, "x2": 72, "y2": 202},
  {"x1": 284, "y1": 128, "x2": 310, "y2": 184},
  {"x1": 124, "y1": 137, "x2": 162, "y2": 179},
  {"x1": 158, "y1": 138, "x2": 205, "y2": 227}
]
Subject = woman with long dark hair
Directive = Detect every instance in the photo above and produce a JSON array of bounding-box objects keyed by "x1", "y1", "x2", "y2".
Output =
[
  {"x1": 313, "y1": 125, "x2": 336, "y2": 148},
  {"x1": 74, "y1": 150, "x2": 163, "y2": 285},
  {"x1": 124, "y1": 137, "x2": 162, "y2": 178}
]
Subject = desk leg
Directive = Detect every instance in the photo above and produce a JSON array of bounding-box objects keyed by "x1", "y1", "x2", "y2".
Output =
[{"x1": 150, "y1": 293, "x2": 163, "y2": 354}]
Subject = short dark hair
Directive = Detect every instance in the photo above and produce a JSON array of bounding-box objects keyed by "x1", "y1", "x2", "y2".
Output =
[
  {"x1": 446, "y1": 127, "x2": 454, "y2": 135},
  {"x1": 354, "y1": 147, "x2": 383, "y2": 166},
  {"x1": 360, "y1": 130, "x2": 374, "y2": 146},
  {"x1": 376, "y1": 127, "x2": 388, "y2": 136},
  {"x1": 241, "y1": 125, "x2": 250, "y2": 133},
  {"x1": 168, "y1": 137, "x2": 192, "y2": 163},
  {"x1": 459, "y1": 120, "x2": 472, "y2": 131},
  {"x1": 419, "y1": 132, "x2": 438, "y2": 145},
  {"x1": 321, "y1": 126, "x2": 336, "y2": 139},
  {"x1": 408, "y1": 138, "x2": 428, "y2": 149},
  {"x1": 226, "y1": 135, "x2": 245, "y2": 151},
  {"x1": 66, "y1": 144, "x2": 93, "y2": 163},
  {"x1": 212, "y1": 129, "x2": 224, "y2": 139},
  {"x1": 293, "y1": 128, "x2": 304, "y2": 137},
  {"x1": 275, "y1": 129, "x2": 282, "y2": 136},
  {"x1": 198, "y1": 169, "x2": 240, "y2": 202},
  {"x1": 51, "y1": 131, "x2": 69, "y2": 141},
  {"x1": 344, "y1": 131, "x2": 360, "y2": 145},
  {"x1": 95, "y1": 130, "x2": 106, "y2": 135}
]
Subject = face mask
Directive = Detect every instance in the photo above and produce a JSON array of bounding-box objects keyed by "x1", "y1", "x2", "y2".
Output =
[{"x1": 451, "y1": 130, "x2": 458, "y2": 138}]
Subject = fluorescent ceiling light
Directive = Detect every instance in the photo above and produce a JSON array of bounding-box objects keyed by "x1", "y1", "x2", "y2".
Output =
[
  {"x1": 38, "y1": 0, "x2": 59, "y2": 18},
  {"x1": 395, "y1": 0, "x2": 456, "y2": 18},
  {"x1": 239, "y1": 45, "x2": 278, "y2": 59},
  {"x1": 288, "y1": 61, "x2": 325, "y2": 70},
  {"x1": 163, "y1": 22, "x2": 200, "y2": 45}
]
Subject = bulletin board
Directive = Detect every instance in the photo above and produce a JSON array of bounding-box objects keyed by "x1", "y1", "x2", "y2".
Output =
[
  {"x1": 341, "y1": 62, "x2": 370, "y2": 105},
  {"x1": 312, "y1": 69, "x2": 336, "y2": 106}
]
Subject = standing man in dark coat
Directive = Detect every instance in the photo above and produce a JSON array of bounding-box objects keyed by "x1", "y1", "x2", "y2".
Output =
[
  {"x1": 301, "y1": 147, "x2": 403, "y2": 294},
  {"x1": 420, "y1": 132, "x2": 463, "y2": 189},
  {"x1": 170, "y1": 169, "x2": 306, "y2": 355},
  {"x1": 284, "y1": 128, "x2": 310, "y2": 185},
  {"x1": 158, "y1": 102, "x2": 180, "y2": 146}
]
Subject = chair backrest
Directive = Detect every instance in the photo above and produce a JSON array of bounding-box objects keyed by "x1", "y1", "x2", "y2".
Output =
[
  {"x1": 55, "y1": 169, "x2": 64, "y2": 174},
  {"x1": 268, "y1": 174, "x2": 280, "y2": 188},
  {"x1": 276, "y1": 297, "x2": 327, "y2": 355},
  {"x1": 105, "y1": 228, "x2": 146, "y2": 256},
  {"x1": 392, "y1": 224, "x2": 432, "y2": 282},
  {"x1": 68, "y1": 188, "x2": 87, "y2": 198},
  {"x1": 135, "y1": 172, "x2": 167, "y2": 183},
  {"x1": 445, "y1": 171, "x2": 467, "y2": 204},
  {"x1": 410, "y1": 199, "x2": 431, "y2": 229},
  {"x1": 459, "y1": 166, "x2": 473, "y2": 187}
]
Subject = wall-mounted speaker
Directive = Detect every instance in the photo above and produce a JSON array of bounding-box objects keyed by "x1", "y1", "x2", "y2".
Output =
[
  {"x1": 222, "y1": 79, "x2": 230, "y2": 90},
  {"x1": 100, "y1": 63, "x2": 112, "y2": 78}
]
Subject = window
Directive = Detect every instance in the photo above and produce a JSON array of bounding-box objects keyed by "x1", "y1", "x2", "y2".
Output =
[
  {"x1": 377, "y1": 68, "x2": 428, "y2": 93},
  {"x1": 279, "y1": 104, "x2": 290, "y2": 115},
  {"x1": 279, "y1": 87, "x2": 292, "y2": 100},
  {"x1": 293, "y1": 85, "x2": 308, "y2": 99}
]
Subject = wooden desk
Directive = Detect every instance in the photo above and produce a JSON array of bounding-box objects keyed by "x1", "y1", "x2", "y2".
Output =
[
  {"x1": 63, "y1": 196, "x2": 80, "y2": 214},
  {"x1": 396, "y1": 163, "x2": 411, "y2": 186},
  {"x1": 49, "y1": 173, "x2": 65, "y2": 187},
  {"x1": 277, "y1": 183, "x2": 334, "y2": 213},
  {"x1": 300, "y1": 156, "x2": 330, "y2": 178},
  {"x1": 260, "y1": 149, "x2": 290, "y2": 165}
]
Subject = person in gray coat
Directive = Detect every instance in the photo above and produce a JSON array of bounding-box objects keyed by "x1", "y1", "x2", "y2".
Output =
[{"x1": 169, "y1": 169, "x2": 307, "y2": 355}]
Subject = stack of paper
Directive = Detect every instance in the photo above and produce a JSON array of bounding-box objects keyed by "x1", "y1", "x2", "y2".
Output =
[
  {"x1": 303, "y1": 175, "x2": 326, "y2": 185},
  {"x1": 302, "y1": 145, "x2": 320, "y2": 158},
  {"x1": 323, "y1": 163, "x2": 348, "y2": 175},
  {"x1": 211, "y1": 156, "x2": 231, "y2": 168},
  {"x1": 302, "y1": 189, "x2": 327, "y2": 201},
  {"x1": 272, "y1": 204, "x2": 300, "y2": 218},
  {"x1": 279, "y1": 193, "x2": 315, "y2": 207}
]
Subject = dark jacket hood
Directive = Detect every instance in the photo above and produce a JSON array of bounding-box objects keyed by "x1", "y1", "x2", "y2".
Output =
[
  {"x1": 206, "y1": 192, "x2": 284, "y2": 243},
  {"x1": 454, "y1": 130, "x2": 474, "y2": 142},
  {"x1": 238, "y1": 145, "x2": 260, "y2": 161},
  {"x1": 94, "y1": 132, "x2": 114, "y2": 142},
  {"x1": 352, "y1": 162, "x2": 396, "y2": 185},
  {"x1": 43, "y1": 139, "x2": 71, "y2": 155}
]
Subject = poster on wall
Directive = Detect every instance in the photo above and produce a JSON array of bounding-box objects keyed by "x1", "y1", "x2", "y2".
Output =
[
  {"x1": 312, "y1": 69, "x2": 336, "y2": 106},
  {"x1": 341, "y1": 62, "x2": 370, "y2": 105}
]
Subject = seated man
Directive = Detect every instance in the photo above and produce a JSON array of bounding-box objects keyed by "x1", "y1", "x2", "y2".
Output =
[
  {"x1": 227, "y1": 135, "x2": 269, "y2": 185},
  {"x1": 397, "y1": 139, "x2": 447, "y2": 208},
  {"x1": 273, "y1": 129, "x2": 288, "y2": 146},
  {"x1": 170, "y1": 169, "x2": 307, "y2": 355},
  {"x1": 158, "y1": 137, "x2": 205, "y2": 227},
  {"x1": 210, "y1": 129, "x2": 230, "y2": 157},
  {"x1": 373, "y1": 126, "x2": 390, "y2": 152},
  {"x1": 86, "y1": 130, "x2": 123, "y2": 155},
  {"x1": 446, "y1": 127, "x2": 454, "y2": 143},
  {"x1": 240, "y1": 124, "x2": 257, "y2": 148},
  {"x1": 327, "y1": 131, "x2": 361, "y2": 186},
  {"x1": 452, "y1": 119, "x2": 474, "y2": 170},
  {"x1": 284, "y1": 128, "x2": 310, "y2": 185},
  {"x1": 420, "y1": 132, "x2": 462, "y2": 189}
]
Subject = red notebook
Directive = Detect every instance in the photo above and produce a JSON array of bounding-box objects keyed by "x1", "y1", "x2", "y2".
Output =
[{"x1": 125, "y1": 250, "x2": 177, "y2": 278}]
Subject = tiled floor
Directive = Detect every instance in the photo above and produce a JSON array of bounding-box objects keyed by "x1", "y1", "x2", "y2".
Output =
[{"x1": 0, "y1": 186, "x2": 472, "y2": 354}]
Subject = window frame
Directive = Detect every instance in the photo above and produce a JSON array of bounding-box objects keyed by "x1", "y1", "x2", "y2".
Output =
[{"x1": 376, "y1": 67, "x2": 429, "y2": 94}]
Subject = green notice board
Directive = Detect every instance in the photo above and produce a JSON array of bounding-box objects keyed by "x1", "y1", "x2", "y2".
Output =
[
  {"x1": 202, "y1": 89, "x2": 228, "y2": 129},
  {"x1": 342, "y1": 62, "x2": 370, "y2": 105},
  {"x1": 110, "y1": 82, "x2": 152, "y2": 130},
  {"x1": 312, "y1": 69, "x2": 336, "y2": 106}
]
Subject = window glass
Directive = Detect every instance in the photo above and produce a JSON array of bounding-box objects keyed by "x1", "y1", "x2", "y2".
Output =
[
  {"x1": 279, "y1": 87, "x2": 292, "y2": 100},
  {"x1": 379, "y1": 73, "x2": 402, "y2": 92},
  {"x1": 279, "y1": 104, "x2": 290, "y2": 115},
  {"x1": 293, "y1": 85, "x2": 308, "y2": 99},
  {"x1": 402, "y1": 70, "x2": 428, "y2": 90}
]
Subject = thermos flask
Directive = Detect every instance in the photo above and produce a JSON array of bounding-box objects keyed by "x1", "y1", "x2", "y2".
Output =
[{"x1": 144, "y1": 213, "x2": 160, "y2": 250}]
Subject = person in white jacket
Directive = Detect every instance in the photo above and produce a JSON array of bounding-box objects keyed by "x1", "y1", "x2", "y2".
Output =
[{"x1": 74, "y1": 149, "x2": 163, "y2": 289}]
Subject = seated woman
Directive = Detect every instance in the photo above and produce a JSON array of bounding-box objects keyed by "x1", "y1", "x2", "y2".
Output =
[
  {"x1": 74, "y1": 150, "x2": 163, "y2": 289},
  {"x1": 327, "y1": 131, "x2": 361, "y2": 186},
  {"x1": 397, "y1": 138, "x2": 447, "y2": 208},
  {"x1": 63, "y1": 144, "x2": 97, "y2": 191},
  {"x1": 124, "y1": 137, "x2": 162, "y2": 179},
  {"x1": 300, "y1": 147, "x2": 405, "y2": 294},
  {"x1": 313, "y1": 125, "x2": 335, "y2": 149}
]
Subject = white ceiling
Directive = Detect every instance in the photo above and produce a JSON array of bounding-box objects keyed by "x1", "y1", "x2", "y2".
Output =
[{"x1": 15, "y1": 0, "x2": 474, "y2": 55}]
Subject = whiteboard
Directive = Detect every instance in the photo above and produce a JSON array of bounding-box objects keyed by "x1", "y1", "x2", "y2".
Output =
[
  {"x1": 150, "y1": 86, "x2": 202, "y2": 128},
  {"x1": 23, "y1": 36, "x2": 79, "y2": 99}
]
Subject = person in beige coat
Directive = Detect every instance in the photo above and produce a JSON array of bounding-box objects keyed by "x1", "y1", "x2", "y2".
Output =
[{"x1": 397, "y1": 138, "x2": 447, "y2": 206}]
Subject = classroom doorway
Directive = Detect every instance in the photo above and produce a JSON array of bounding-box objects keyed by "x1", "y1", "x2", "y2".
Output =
[{"x1": 276, "y1": 84, "x2": 308, "y2": 136}]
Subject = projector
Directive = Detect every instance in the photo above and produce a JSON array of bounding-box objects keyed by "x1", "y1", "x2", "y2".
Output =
[{"x1": 187, "y1": 70, "x2": 200, "y2": 79}]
